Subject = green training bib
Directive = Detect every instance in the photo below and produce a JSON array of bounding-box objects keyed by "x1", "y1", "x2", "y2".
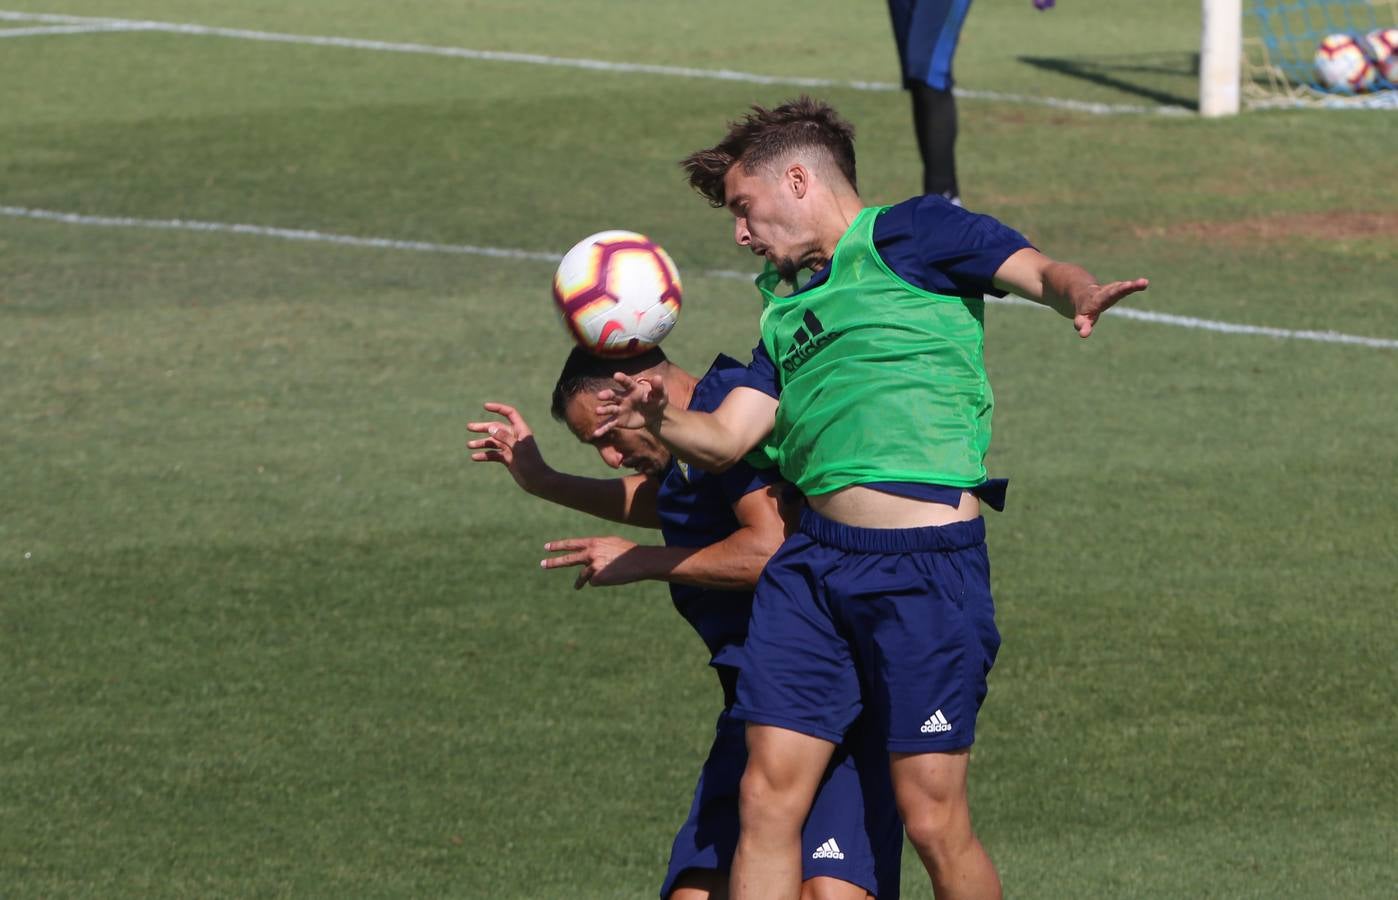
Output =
[{"x1": 754, "y1": 206, "x2": 993, "y2": 495}]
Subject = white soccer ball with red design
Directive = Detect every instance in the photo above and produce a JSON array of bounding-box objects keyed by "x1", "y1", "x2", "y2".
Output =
[
  {"x1": 1314, "y1": 33, "x2": 1377, "y2": 92},
  {"x1": 1363, "y1": 27, "x2": 1398, "y2": 84},
  {"x1": 552, "y1": 230, "x2": 683, "y2": 358}
]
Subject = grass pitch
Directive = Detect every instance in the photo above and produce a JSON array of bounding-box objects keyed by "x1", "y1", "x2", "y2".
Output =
[{"x1": 2, "y1": 1, "x2": 1395, "y2": 897}]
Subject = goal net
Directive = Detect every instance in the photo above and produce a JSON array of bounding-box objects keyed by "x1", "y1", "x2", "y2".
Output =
[{"x1": 1243, "y1": 0, "x2": 1398, "y2": 108}]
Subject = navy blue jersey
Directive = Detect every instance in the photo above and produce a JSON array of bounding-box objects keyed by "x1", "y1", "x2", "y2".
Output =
[
  {"x1": 742, "y1": 196, "x2": 1026, "y2": 508},
  {"x1": 657, "y1": 355, "x2": 783, "y2": 700}
]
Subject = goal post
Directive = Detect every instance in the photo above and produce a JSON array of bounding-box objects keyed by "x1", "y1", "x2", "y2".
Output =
[
  {"x1": 1201, "y1": 0, "x2": 1244, "y2": 116},
  {"x1": 1196, "y1": 0, "x2": 1241, "y2": 115}
]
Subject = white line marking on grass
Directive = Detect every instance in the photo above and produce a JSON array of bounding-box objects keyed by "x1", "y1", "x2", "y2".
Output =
[
  {"x1": 0, "y1": 205, "x2": 561, "y2": 262},
  {"x1": 0, "y1": 9, "x2": 1191, "y2": 116},
  {"x1": 4, "y1": 204, "x2": 1394, "y2": 350},
  {"x1": 0, "y1": 23, "x2": 145, "y2": 37},
  {"x1": 983, "y1": 296, "x2": 1398, "y2": 349}
]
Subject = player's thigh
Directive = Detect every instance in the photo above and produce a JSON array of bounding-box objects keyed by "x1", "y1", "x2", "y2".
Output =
[
  {"x1": 744, "y1": 724, "x2": 837, "y2": 792},
  {"x1": 888, "y1": 747, "x2": 972, "y2": 833},
  {"x1": 741, "y1": 724, "x2": 836, "y2": 817},
  {"x1": 669, "y1": 867, "x2": 727, "y2": 900},
  {"x1": 801, "y1": 875, "x2": 874, "y2": 900}
]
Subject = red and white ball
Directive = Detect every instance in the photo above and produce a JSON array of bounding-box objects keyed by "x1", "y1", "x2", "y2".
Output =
[
  {"x1": 1363, "y1": 27, "x2": 1398, "y2": 84},
  {"x1": 552, "y1": 230, "x2": 682, "y2": 358},
  {"x1": 1314, "y1": 33, "x2": 1377, "y2": 92}
]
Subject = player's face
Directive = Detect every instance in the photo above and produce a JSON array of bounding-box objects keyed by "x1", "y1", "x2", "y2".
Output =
[
  {"x1": 723, "y1": 163, "x2": 810, "y2": 282},
  {"x1": 563, "y1": 390, "x2": 671, "y2": 476}
]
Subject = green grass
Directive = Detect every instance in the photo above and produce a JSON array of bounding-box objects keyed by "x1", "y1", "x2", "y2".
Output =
[{"x1": 2, "y1": 1, "x2": 1396, "y2": 897}]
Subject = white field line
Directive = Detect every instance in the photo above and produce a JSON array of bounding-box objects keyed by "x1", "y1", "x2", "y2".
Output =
[
  {"x1": 0, "y1": 9, "x2": 1191, "y2": 116},
  {"x1": 0, "y1": 22, "x2": 145, "y2": 37},
  {"x1": 4, "y1": 204, "x2": 1394, "y2": 350}
]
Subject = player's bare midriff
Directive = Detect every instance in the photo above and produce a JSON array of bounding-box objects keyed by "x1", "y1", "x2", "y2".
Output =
[{"x1": 809, "y1": 485, "x2": 980, "y2": 529}]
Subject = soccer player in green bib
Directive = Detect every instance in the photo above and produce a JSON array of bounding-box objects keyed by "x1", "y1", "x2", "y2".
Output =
[{"x1": 595, "y1": 97, "x2": 1148, "y2": 900}]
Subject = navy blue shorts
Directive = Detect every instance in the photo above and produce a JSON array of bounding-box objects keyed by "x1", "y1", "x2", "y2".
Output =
[
  {"x1": 733, "y1": 511, "x2": 999, "y2": 753},
  {"x1": 660, "y1": 708, "x2": 902, "y2": 899},
  {"x1": 887, "y1": 0, "x2": 974, "y2": 90}
]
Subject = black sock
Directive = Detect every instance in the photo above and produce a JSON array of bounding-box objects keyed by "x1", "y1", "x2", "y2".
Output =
[{"x1": 910, "y1": 82, "x2": 959, "y2": 201}]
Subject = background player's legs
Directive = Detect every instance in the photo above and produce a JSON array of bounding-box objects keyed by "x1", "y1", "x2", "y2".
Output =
[
  {"x1": 731, "y1": 725, "x2": 837, "y2": 900},
  {"x1": 910, "y1": 81, "x2": 959, "y2": 202},
  {"x1": 889, "y1": 0, "x2": 972, "y2": 202},
  {"x1": 889, "y1": 749, "x2": 1000, "y2": 900}
]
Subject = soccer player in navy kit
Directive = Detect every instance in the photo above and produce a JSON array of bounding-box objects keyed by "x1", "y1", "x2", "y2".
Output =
[
  {"x1": 888, "y1": 0, "x2": 1055, "y2": 203},
  {"x1": 467, "y1": 346, "x2": 901, "y2": 900},
  {"x1": 594, "y1": 98, "x2": 1147, "y2": 900}
]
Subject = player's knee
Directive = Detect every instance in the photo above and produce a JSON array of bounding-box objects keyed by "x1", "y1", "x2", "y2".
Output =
[
  {"x1": 900, "y1": 796, "x2": 972, "y2": 860},
  {"x1": 738, "y1": 766, "x2": 808, "y2": 831}
]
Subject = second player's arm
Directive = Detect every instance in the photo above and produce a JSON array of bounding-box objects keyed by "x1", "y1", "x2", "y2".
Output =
[
  {"x1": 467, "y1": 401, "x2": 660, "y2": 527},
  {"x1": 597, "y1": 375, "x2": 777, "y2": 473},
  {"x1": 542, "y1": 483, "x2": 786, "y2": 591}
]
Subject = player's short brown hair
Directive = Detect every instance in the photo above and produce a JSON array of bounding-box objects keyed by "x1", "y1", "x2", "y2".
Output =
[
  {"x1": 550, "y1": 346, "x2": 669, "y2": 422},
  {"x1": 680, "y1": 96, "x2": 858, "y2": 208}
]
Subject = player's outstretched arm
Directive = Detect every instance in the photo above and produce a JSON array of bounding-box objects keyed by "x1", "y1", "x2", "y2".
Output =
[
  {"x1": 594, "y1": 375, "x2": 776, "y2": 473},
  {"x1": 540, "y1": 483, "x2": 785, "y2": 591},
  {"x1": 467, "y1": 401, "x2": 659, "y2": 527},
  {"x1": 992, "y1": 247, "x2": 1149, "y2": 338}
]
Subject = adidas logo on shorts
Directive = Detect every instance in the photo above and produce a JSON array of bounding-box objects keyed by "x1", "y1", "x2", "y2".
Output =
[
  {"x1": 811, "y1": 838, "x2": 845, "y2": 860},
  {"x1": 920, "y1": 709, "x2": 953, "y2": 734}
]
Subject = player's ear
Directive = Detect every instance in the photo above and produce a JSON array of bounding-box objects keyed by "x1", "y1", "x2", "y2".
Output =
[{"x1": 787, "y1": 163, "x2": 808, "y2": 199}]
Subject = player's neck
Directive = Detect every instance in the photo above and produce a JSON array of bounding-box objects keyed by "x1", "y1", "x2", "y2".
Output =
[{"x1": 812, "y1": 190, "x2": 864, "y2": 269}]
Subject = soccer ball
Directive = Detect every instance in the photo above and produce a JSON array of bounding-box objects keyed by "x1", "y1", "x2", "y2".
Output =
[
  {"x1": 1364, "y1": 28, "x2": 1398, "y2": 84},
  {"x1": 552, "y1": 230, "x2": 682, "y2": 358},
  {"x1": 1314, "y1": 33, "x2": 1377, "y2": 92}
]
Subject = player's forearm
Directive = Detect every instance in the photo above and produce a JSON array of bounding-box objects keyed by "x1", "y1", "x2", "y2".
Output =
[
  {"x1": 1033, "y1": 260, "x2": 1099, "y2": 319},
  {"x1": 629, "y1": 535, "x2": 773, "y2": 592},
  {"x1": 528, "y1": 471, "x2": 660, "y2": 528},
  {"x1": 653, "y1": 406, "x2": 748, "y2": 472}
]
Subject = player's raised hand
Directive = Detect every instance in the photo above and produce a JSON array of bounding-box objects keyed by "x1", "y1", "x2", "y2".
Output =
[
  {"x1": 466, "y1": 401, "x2": 553, "y2": 492},
  {"x1": 593, "y1": 372, "x2": 668, "y2": 437},
  {"x1": 540, "y1": 536, "x2": 644, "y2": 590},
  {"x1": 1072, "y1": 278, "x2": 1150, "y2": 338}
]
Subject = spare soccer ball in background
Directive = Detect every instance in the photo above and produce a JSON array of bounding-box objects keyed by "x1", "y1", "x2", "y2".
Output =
[
  {"x1": 1364, "y1": 28, "x2": 1398, "y2": 84},
  {"x1": 552, "y1": 230, "x2": 682, "y2": 358},
  {"x1": 1314, "y1": 33, "x2": 1377, "y2": 92}
]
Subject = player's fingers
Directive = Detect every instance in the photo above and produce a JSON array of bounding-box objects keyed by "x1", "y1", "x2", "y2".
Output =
[
  {"x1": 574, "y1": 566, "x2": 594, "y2": 590},
  {"x1": 540, "y1": 552, "x2": 588, "y2": 569},
  {"x1": 543, "y1": 539, "x2": 589, "y2": 553},
  {"x1": 483, "y1": 424, "x2": 515, "y2": 446},
  {"x1": 501, "y1": 406, "x2": 532, "y2": 435},
  {"x1": 483, "y1": 401, "x2": 517, "y2": 417},
  {"x1": 592, "y1": 418, "x2": 617, "y2": 438},
  {"x1": 470, "y1": 450, "x2": 506, "y2": 463}
]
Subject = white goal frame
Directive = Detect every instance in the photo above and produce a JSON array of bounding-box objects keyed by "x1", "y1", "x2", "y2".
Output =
[{"x1": 1201, "y1": 0, "x2": 1244, "y2": 116}]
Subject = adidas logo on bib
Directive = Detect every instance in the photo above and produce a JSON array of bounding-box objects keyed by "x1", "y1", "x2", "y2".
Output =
[
  {"x1": 920, "y1": 709, "x2": 953, "y2": 734},
  {"x1": 811, "y1": 838, "x2": 845, "y2": 860}
]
